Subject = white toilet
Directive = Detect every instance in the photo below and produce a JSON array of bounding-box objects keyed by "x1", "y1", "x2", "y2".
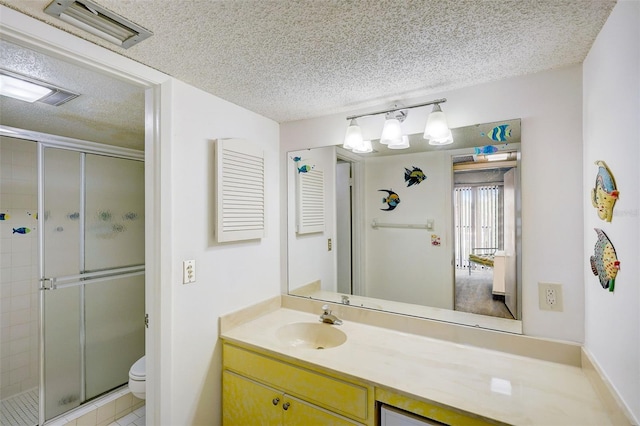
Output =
[{"x1": 128, "y1": 356, "x2": 146, "y2": 399}]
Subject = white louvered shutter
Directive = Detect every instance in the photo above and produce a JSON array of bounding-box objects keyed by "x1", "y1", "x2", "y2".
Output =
[
  {"x1": 215, "y1": 139, "x2": 265, "y2": 242},
  {"x1": 296, "y1": 169, "x2": 324, "y2": 234}
]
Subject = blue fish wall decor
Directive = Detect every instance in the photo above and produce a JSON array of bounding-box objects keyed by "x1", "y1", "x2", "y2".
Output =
[
  {"x1": 297, "y1": 164, "x2": 314, "y2": 173},
  {"x1": 379, "y1": 189, "x2": 400, "y2": 211},
  {"x1": 474, "y1": 145, "x2": 499, "y2": 154},
  {"x1": 13, "y1": 227, "x2": 31, "y2": 234},
  {"x1": 0, "y1": 213, "x2": 9, "y2": 220},
  {"x1": 291, "y1": 155, "x2": 315, "y2": 173},
  {"x1": 404, "y1": 167, "x2": 426, "y2": 187},
  {"x1": 482, "y1": 124, "x2": 512, "y2": 142}
]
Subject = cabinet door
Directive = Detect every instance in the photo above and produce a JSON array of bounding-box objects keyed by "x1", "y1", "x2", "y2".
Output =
[
  {"x1": 223, "y1": 371, "x2": 281, "y2": 426},
  {"x1": 284, "y1": 394, "x2": 360, "y2": 426}
]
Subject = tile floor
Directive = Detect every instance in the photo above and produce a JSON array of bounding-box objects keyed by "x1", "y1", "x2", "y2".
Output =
[
  {"x1": 46, "y1": 388, "x2": 144, "y2": 426},
  {"x1": 107, "y1": 405, "x2": 145, "y2": 426}
]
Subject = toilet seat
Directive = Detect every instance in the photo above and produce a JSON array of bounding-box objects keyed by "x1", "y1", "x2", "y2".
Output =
[{"x1": 129, "y1": 356, "x2": 146, "y2": 380}]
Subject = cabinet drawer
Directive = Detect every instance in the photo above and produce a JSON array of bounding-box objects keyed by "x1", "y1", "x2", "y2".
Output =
[{"x1": 224, "y1": 343, "x2": 369, "y2": 421}]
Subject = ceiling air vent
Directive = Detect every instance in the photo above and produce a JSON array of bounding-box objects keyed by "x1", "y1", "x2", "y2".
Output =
[{"x1": 44, "y1": 0, "x2": 152, "y2": 49}]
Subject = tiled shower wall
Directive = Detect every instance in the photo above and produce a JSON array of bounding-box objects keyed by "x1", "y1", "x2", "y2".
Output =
[{"x1": 0, "y1": 136, "x2": 39, "y2": 399}]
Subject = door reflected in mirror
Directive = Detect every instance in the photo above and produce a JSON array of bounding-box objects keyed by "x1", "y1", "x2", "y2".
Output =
[{"x1": 287, "y1": 119, "x2": 522, "y2": 334}]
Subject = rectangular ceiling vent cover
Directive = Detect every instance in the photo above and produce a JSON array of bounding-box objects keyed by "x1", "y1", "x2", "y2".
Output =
[{"x1": 44, "y1": 0, "x2": 153, "y2": 49}]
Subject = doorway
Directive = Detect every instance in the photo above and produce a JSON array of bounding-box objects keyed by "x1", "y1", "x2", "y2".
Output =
[
  {"x1": 0, "y1": 135, "x2": 145, "y2": 425},
  {"x1": 453, "y1": 164, "x2": 517, "y2": 320}
]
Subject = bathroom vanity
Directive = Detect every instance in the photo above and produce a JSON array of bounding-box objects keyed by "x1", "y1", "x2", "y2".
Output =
[{"x1": 220, "y1": 299, "x2": 618, "y2": 425}]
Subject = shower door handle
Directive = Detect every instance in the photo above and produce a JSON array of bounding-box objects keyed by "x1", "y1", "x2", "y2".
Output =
[
  {"x1": 40, "y1": 265, "x2": 145, "y2": 290},
  {"x1": 40, "y1": 277, "x2": 57, "y2": 290}
]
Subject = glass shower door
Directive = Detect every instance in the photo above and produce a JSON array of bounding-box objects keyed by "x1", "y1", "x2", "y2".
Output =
[
  {"x1": 41, "y1": 147, "x2": 82, "y2": 420},
  {"x1": 40, "y1": 147, "x2": 144, "y2": 422},
  {"x1": 83, "y1": 154, "x2": 144, "y2": 400}
]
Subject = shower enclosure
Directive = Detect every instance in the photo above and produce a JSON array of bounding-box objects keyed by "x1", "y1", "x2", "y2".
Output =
[{"x1": 0, "y1": 134, "x2": 145, "y2": 425}]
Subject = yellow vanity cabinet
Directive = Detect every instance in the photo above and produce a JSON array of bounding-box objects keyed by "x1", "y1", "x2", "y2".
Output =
[{"x1": 222, "y1": 342, "x2": 375, "y2": 425}]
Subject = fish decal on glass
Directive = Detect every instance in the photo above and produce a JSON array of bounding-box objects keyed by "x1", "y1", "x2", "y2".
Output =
[
  {"x1": 27, "y1": 211, "x2": 37, "y2": 220},
  {"x1": 68, "y1": 212, "x2": 80, "y2": 220},
  {"x1": 590, "y1": 228, "x2": 620, "y2": 292},
  {"x1": 13, "y1": 227, "x2": 31, "y2": 234},
  {"x1": 482, "y1": 124, "x2": 511, "y2": 142},
  {"x1": 97, "y1": 210, "x2": 112, "y2": 221},
  {"x1": 474, "y1": 145, "x2": 499, "y2": 155},
  {"x1": 379, "y1": 189, "x2": 400, "y2": 211},
  {"x1": 404, "y1": 167, "x2": 426, "y2": 187},
  {"x1": 0, "y1": 213, "x2": 9, "y2": 220},
  {"x1": 123, "y1": 212, "x2": 138, "y2": 221},
  {"x1": 591, "y1": 160, "x2": 619, "y2": 222}
]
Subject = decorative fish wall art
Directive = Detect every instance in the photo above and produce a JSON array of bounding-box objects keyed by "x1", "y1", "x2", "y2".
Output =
[
  {"x1": 591, "y1": 160, "x2": 619, "y2": 222},
  {"x1": 13, "y1": 227, "x2": 31, "y2": 234},
  {"x1": 379, "y1": 189, "x2": 400, "y2": 211},
  {"x1": 0, "y1": 213, "x2": 9, "y2": 220},
  {"x1": 474, "y1": 145, "x2": 499, "y2": 154},
  {"x1": 482, "y1": 124, "x2": 512, "y2": 142},
  {"x1": 590, "y1": 228, "x2": 620, "y2": 292},
  {"x1": 291, "y1": 156, "x2": 315, "y2": 174},
  {"x1": 404, "y1": 166, "x2": 426, "y2": 187}
]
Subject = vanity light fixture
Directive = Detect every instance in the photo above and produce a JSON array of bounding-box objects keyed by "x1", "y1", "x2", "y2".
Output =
[
  {"x1": 352, "y1": 140, "x2": 373, "y2": 153},
  {"x1": 343, "y1": 118, "x2": 365, "y2": 150},
  {"x1": 387, "y1": 135, "x2": 410, "y2": 150},
  {"x1": 343, "y1": 98, "x2": 450, "y2": 152},
  {"x1": 380, "y1": 110, "x2": 407, "y2": 147},
  {"x1": 0, "y1": 69, "x2": 79, "y2": 105},
  {"x1": 424, "y1": 103, "x2": 452, "y2": 145}
]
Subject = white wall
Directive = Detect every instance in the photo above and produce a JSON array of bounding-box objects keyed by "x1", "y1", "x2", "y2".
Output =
[
  {"x1": 287, "y1": 146, "x2": 336, "y2": 293},
  {"x1": 282, "y1": 65, "x2": 585, "y2": 342},
  {"x1": 364, "y1": 151, "x2": 452, "y2": 309},
  {"x1": 583, "y1": 0, "x2": 640, "y2": 421},
  {"x1": 1, "y1": 8, "x2": 282, "y2": 425},
  {"x1": 168, "y1": 79, "x2": 280, "y2": 424}
]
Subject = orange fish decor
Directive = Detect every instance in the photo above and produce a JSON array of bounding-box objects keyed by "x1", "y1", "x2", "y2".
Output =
[
  {"x1": 590, "y1": 228, "x2": 620, "y2": 292},
  {"x1": 591, "y1": 160, "x2": 619, "y2": 222}
]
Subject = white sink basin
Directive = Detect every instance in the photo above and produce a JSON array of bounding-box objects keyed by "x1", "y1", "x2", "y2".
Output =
[{"x1": 276, "y1": 322, "x2": 347, "y2": 349}]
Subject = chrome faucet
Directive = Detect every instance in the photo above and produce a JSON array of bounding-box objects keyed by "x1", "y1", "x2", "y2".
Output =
[
  {"x1": 341, "y1": 295, "x2": 350, "y2": 305},
  {"x1": 319, "y1": 304, "x2": 342, "y2": 325}
]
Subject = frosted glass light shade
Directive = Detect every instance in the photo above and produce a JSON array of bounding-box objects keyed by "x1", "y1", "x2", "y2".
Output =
[
  {"x1": 388, "y1": 135, "x2": 410, "y2": 150},
  {"x1": 423, "y1": 104, "x2": 450, "y2": 140},
  {"x1": 352, "y1": 140, "x2": 373, "y2": 153},
  {"x1": 380, "y1": 118, "x2": 403, "y2": 145},
  {"x1": 343, "y1": 119, "x2": 364, "y2": 150},
  {"x1": 0, "y1": 74, "x2": 53, "y2": 102},
  {"x1": 428, "y1": 129, "x2": 453, "y2": 145}
]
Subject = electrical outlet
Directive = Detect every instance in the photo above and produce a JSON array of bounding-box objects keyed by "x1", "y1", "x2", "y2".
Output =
[
  {"x1": 183, "y1": 260, "x2": 196, "y2": 284},
  {"x1": 539, "y1": 282, "x2": 563, "y2": 311}
]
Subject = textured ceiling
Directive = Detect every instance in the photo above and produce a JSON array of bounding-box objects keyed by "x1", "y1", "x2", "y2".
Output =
[
  {"x1": 0, "y1": 39, "x2": 145, "y2": 149},
  {"x1": 0, "y1": 0, "x2": 615, "y2": 129}
]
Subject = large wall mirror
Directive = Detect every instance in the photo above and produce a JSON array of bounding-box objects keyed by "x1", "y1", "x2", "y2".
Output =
[{"x1": 287, "y1": 119, "x2": 522, "y2": 333}]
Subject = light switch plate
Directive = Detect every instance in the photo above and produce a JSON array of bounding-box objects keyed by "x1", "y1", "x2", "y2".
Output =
[{"x1": 183, "y1": 260, "x2": 196, "y2": 284}]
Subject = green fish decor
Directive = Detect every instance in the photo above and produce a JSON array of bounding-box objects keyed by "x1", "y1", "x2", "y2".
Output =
[
  {"x1": 482, "y1": 124, "x2": 511, "y2": 142},
  {"x1": 404, "y1": 167, "x2": 426, "y2": 187},
  {"x1": 291, "y1": 156, "x2": 315, "y2": 173},
  {"x1": 590, "y1": 228, "x2": 620, "y2": 292},
  {"x1": 379, "y1": 189, "x2": 400, "y2": 211}
]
